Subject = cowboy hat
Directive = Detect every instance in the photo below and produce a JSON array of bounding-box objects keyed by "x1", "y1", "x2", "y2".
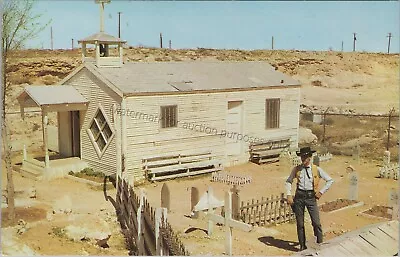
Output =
[{"x1": 296, "y1": 146, "x2": 316, "y2": 157}]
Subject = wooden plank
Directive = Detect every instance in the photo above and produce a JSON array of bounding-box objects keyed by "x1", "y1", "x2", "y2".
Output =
[
  {"x1": 143, "y1": 153, "x2": 217, "y2": 168},
  {"x1": 337, "y1": 240, "x2": 369, "y2": 256},
  {"x1": 148, "y1": 160, "x2": 221, "y2": 174},
  {"x1": 369, "y1": 227, "x2": 398, "y2": 254},
  {"x1": 258, "y1": 157, "x2": 280, "y2": 163},
  {"x1": 378, "y1": 223, "x2": 399, "y2": 241},
  {"x1": 359, "y1": 231, "x2": 393, "y2": 256},
  {"x1": 251, "y1": 148, "x2": 284, "y2": 157},
  {"x1": 143, "y1": 150, "x2": 212, "y2": 161},
  {"x1": 151, "y1": 167, "x2": 221, "y2": 181},
  {"x1": 317, "y1": 245, "x2": 351, "y2": 256},
  {"x1": 347, "y1": 236, "x2": 382, "y2": 256}
]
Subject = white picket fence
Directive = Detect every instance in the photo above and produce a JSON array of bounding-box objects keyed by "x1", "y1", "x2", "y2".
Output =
[
  {"x1": 317, "y1": 152, "x2": 333, "y2": 162},
  {"x1": 211, "y1": 171, "x2": 252, "y2": 185},
  {"x1": 379, "y1": 163, "x2": 399, "y2": 180}
]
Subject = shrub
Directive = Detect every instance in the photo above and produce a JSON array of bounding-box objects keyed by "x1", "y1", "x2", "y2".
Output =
[
  {"x1": 311, "y1": 80, "x2": 323, "y2": 87},
  {"x1": 80, "y1": 167, "x2": 104, "y2": 178},
  {"x1": 51, "y1": 226, "x2": 66, "y2": 238}
]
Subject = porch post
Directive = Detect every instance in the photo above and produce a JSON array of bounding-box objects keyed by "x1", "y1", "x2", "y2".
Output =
[
  {"x1": 81, "y1": 43, "x2": 86, "y2": 63},
  {"x1": 42, "y1": 109, "x2": 50, "y2": 168},
  {"x1": 113, "y1": 104, "x2": 121, "y2": 186}
]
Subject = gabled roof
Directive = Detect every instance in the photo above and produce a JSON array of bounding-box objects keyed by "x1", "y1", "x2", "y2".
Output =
[
  {"x1": 84, "y1": 61, "x2": 300, "y2": 95},
  {"x1": 17, "y1": 85, "x2": 88, "y2": 106},
  {"x1": 78, "y1": 32, "x2": 126, "y2": 44}
]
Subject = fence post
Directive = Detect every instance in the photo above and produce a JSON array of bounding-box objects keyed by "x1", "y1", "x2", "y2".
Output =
[
  {"x1": 156, "y1": 207, "x2": 167, "y2": 256},
  {"x1": 137, "y1": 189, "x2": 145, "y2": 255}
]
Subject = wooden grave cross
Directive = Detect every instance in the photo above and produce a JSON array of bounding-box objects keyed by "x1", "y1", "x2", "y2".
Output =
[{"x1": 206, "y1": 191, "x2": 253, "y2": 256}]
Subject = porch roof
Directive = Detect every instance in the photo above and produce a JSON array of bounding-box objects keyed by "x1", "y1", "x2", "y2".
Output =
[{"x1": 17, "y1": 85, "x2": 89, "y2": 111}]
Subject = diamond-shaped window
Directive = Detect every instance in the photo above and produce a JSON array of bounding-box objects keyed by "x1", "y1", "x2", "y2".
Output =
[{"x1": 88, "y1": 107, "x2": 114, "y2": 158}]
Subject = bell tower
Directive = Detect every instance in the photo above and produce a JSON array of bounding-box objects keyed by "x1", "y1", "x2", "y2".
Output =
[{"x1": 78, "y1": 0, "x2": 126, "y2": 68}]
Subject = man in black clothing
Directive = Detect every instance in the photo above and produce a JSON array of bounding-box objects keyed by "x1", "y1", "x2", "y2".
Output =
[{"x1": 285, "y1": 147, "x2": 334, "y2": 251}]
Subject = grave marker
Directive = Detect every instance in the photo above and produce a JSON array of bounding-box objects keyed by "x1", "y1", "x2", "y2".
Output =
[
  {"x1": 161, "y1": 183, "x2": 170, "y2": 211},
  {"x1": 388, "y1": 189, "x2": 398, "y2": 220},
  {"x1": 349, "y1": 171, "x2": 358, "y2": 201},
  {"x1": 230, "y1": 185, "x2": 240, "y2": 221},
  {"x1": 206, "y1": 191, "x2": 253, "y2": 255},
  {"x1": 383, "y1": 150, "x2": 391, "y2": 166},
  {"x1": 191, "y1": 187, "x2": 199, "y2": 219}
]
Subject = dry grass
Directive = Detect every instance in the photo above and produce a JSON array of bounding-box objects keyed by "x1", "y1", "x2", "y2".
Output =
[{"x1": 300, "y1": 115, "x2": 399, "y2": 162}]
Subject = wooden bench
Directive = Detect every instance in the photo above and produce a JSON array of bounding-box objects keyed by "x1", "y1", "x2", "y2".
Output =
[
  {"x1": 249, "y1": 137, "x2": 291, "y2": 164},
  {"x1": 142, "y1": 150, "x2": 223, "y2": 181}
]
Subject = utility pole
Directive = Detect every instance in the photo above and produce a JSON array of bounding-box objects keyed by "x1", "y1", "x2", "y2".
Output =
[
  {"x1": 352, "y1": 33, "x2": 357, "y2": 52},
  {"x1": 271, "y1": 36, "x2": 274, "y2": 50},
  {"x1": 169, "y1": 40, "x2": 171, "y2": 49},
  {"x1": 71, "y1": 38, "x2": 74, "y2": 49},
  {"x1": 160, "y1": 33, "x2": 163, "y2": 48},
  {"x1": 387, "y1": 107, "x2": 395, "y2": 150},
  {"x1": 341, "y1": 41, "x2": 344, "y2": 52},
  {"x1": 51, "y1": 26, "x2": 53, "y2": 50},
  {"x1": 118, "y1": 11, "x2": 122, "y2": 38},
  {"x1": 387, "y1": 33, "x2": 392, "y2": 54}
]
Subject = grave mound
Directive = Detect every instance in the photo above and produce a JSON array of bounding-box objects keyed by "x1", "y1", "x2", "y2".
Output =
[
  {"x1": 319, "y1": 199, "x2": 359, "y2": 212},
  {"x1": 362, "y1": 205, "x2": 392, "y2": 219}
]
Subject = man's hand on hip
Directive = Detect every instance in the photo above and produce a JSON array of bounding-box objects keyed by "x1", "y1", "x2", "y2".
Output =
[
  {"x1": 287, "y1": 195, "x2": 294, "y2": 205},
  {"x1": 315, "y1": 192, "x2": 322, "y2": 199}
]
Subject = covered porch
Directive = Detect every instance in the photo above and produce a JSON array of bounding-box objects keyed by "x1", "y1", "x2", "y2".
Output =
[{"x1": 17, "y1": 85, "x2": 90, "y2": 180}]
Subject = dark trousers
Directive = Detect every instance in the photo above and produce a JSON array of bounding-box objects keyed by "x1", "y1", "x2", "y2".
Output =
[{"x1": 292, "y1": 189, "x2": 323, "y2": 247}]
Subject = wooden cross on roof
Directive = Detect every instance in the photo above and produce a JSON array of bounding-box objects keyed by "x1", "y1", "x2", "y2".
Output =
[
  {"x1": 207, "y1": 190, "x2": 253, "y2": 255},
  {"x1": 95, "y1": 0, "x2": 111, "y2": 32}
]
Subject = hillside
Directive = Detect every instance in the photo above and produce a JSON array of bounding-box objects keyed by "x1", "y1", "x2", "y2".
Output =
[{"x1": 6, "y1": 48, "x2": 399, "y2": 114}]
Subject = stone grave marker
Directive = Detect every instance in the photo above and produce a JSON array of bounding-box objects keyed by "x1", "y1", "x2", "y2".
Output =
[
  {"x1": 383, "y1": 150, "x2": 391, "y2": 166},
  {"x1": 206, "y1": 191, "x2": 253, "y2": 255},
  {"x1": 348, "y1": 171, "x2": 358, "y2": 201},
  {"x1": 161, "y1": 183, "x2": 170, "y2": 211},
  {"x1": 388, "y1": 189, "x2": 399, "y2": 220},
  {"x1": 191, "y1": 187, "x2": 199, "y2": 219}
]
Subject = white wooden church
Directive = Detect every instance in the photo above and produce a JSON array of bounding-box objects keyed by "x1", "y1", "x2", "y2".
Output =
[{"x1": 17, "y1": 0, "x2": 301, "y2": 184}]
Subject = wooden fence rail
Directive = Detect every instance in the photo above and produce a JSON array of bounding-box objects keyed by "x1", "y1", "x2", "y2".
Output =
[
  {"x1": 116, "y1": 177, "x2": 189, "y2": 256},
  {"x1": 240, "y1": 193, "x2": 295, "y2": 226}
]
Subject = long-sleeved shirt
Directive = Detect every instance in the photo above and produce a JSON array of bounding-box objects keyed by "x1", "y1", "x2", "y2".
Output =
[{"x1": 285, "y1": 165, "x2": 334, "y2": 196}]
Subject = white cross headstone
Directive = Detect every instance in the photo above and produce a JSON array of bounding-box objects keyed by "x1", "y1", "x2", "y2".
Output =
[{"x1": 207, "y1": 191, "x2": 253, "y2": 256}]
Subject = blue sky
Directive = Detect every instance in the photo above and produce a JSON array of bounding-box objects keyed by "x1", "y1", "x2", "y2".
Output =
[{"x1": 27, "y1": 1, "x2": 399, "y2": 53}]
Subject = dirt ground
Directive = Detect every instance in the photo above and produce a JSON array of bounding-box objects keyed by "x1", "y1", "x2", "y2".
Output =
[
  {"x1": 138, "y1": 155, "x2": 397, "y2": 255},
  {"x1": 1, "y1": 155, "x2": 398, "y2": 255},
  {"x1": 1, "y1": 48, "x2": 399, "y2": 255}
]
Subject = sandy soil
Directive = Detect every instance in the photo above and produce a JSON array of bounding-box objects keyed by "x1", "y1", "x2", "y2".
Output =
[{"x1": 2, "y1": 155, "x2": 397, "y2": 255}]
